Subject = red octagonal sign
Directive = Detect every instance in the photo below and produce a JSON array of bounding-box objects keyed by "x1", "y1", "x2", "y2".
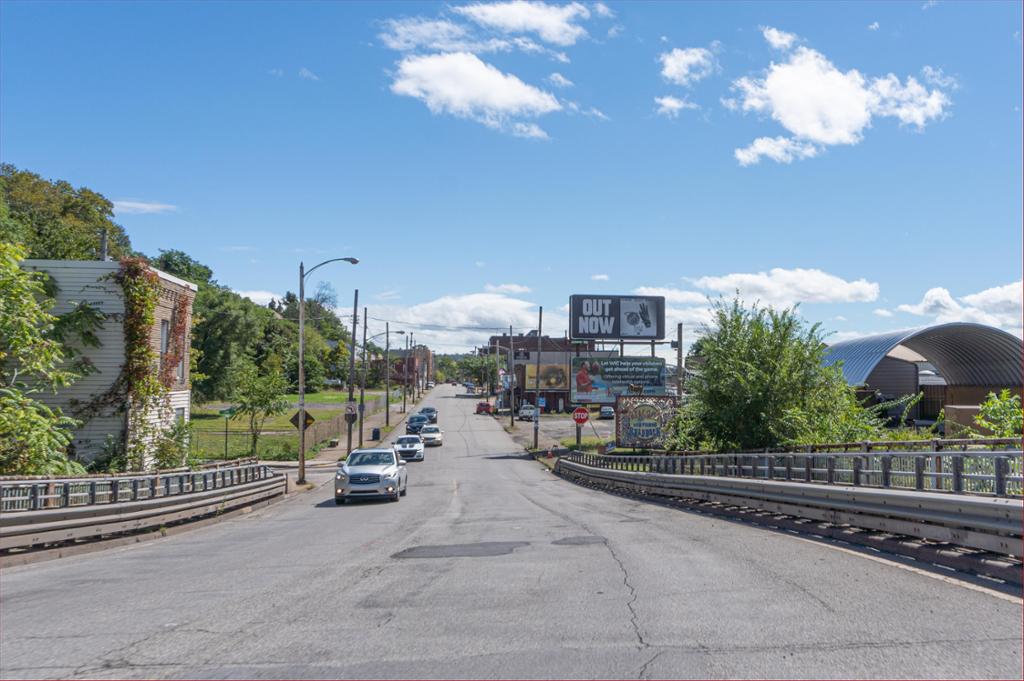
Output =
[{"x1": 572, "y1": 407, "x2": 589, "y2": 425}]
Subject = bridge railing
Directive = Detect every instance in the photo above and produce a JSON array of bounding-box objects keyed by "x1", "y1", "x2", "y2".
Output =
[
  {"x1": 0, "y1": 458, "x2": 272, "y2": 513},
  {"x1": 563, "y1": 444, "x2": 1023, "y2": 497}
]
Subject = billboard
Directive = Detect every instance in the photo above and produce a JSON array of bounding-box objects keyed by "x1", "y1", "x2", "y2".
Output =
[
  {"x1": 615, "y1": 395, "x2": 677, "y2": 450},
  {"x1": 571, "y1": 357, "x2": 666, "y2": 404},
  {"x1": 524, "y1": 364, "x2": 569, "y2": 390},
  {"x1": 569, "y1": 295, "x2": 666, "y2": 340}
]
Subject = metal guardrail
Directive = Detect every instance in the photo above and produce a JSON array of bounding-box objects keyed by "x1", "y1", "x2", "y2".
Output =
[
  {"x1": 556, "y1": 456, "x2": 1024, "y2": 556},
  {"x1": 0, "y1": 461, "x2": 285, "y2": 551},
  {"x1": 563, "y1": 449, "x2": 1023, "y2": 497}
]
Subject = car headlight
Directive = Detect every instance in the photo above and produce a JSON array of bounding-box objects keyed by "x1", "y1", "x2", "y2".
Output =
[{"x1": 336, "y1": 472, "x2": 347, "y2": 481}]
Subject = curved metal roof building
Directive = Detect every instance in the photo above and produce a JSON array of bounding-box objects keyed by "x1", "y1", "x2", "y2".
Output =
[{"x1": 824, "y1": 323, "x2": 1023, "y2": 387}]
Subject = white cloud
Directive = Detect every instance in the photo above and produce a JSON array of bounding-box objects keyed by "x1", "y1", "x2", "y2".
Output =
[
  {"x1": 485, "y1": 283, "x2": 533, "y2": 293},
  {"x1": 868, "y1": 21, "x2": 880, "y2": 31},
  {"x1": 379, "y1": 17, "x2": 508, "y2": 53},
  {"x1": 659, "y1": 47, "x2": 716, "y2": 87},
  {"x1": 728, "y1": 45, "x2": 953, "y2": 164},
  {"x1": 298, "y1": 67, "x2": 319, "y2": 81},
  {"x1": 734, "y1": 136, "x2": 818, "y2": 166},
  {"x1": 654, "y1": 95, "x2": 698, "y2": 118},
  {"x1": 454, "y1": 1, "x2": 593, "y2": 46},
  {"x1": 606, "y1": 25, "x2": 622, "y2": 38},
  {"x1": 834, "y1": 315, "x2": 847, "y2": 321},
  {"x1": 368, "y1": 292, "x2": 551, "y2": 354},
  {"x1": 590, "y1": 274, "x2": 609, "y2": 281},
  {"x1": 375, "y1": 290, "x2": 402, "y2": 301},
  {"x1": 632, "y1": 286, "x2": 705, "y2": 305},
  {"x1": 390, "y1": 52, "x2": 561, "y2": 136},
  {"x1": 221, "y1": 245, "x2": 256, "y2": 252},
  {"x1": 921, "y1": 65, "x2": 958, "y2": 89},
  {"x1": 594, "y1": 2, "x2": 614, "y2": 18},
  {"x1": 475, "y1": 261, "x2": 486, "y2": 267},
  {"x1": 896, "y1": 281, "x2": 1023, "y2": 332},
  {"x1": 235, "y1": 290, "x2": 281, "y2": 306},
  {"x1": 922, "y1": 1, "x2": 938, "y2": 9},
  {"x1": 547, "y1": 72, "x2": 574, "y2": 87},
  {"x1": 268, "y1": 68, "x2": 284, "y2": 77},
  {"x1": 693, "y1": 267, "x2": 880, "y2": 307},
  {"x1": 112, "y1": 200, "x2": 178, "y2": 215},
  {"x1": 873, "y1": 308, "x2": 894, "y2": 317},
  {"x1": 761, "y1": 26, "x2": 797, "y2": 50}
]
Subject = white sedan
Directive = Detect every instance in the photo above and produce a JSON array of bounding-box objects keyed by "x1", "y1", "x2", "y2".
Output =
[
  {"x1": 420, "y1": 425, "x2": 444, "y2": 446},
  {"x1": 394, "y1": 435, "x2": 425, "y2": 461}
]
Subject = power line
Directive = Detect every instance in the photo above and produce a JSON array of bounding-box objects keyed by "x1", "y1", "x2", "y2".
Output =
[{"x1": 367, "y1": 316, "x2": 533, "y2": 333}]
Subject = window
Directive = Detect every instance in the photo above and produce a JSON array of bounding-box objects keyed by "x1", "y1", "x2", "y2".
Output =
[
  {"x1": 160, "y1": 319, "x2": 170, "y2": 354},
  {"x1": 177, "y1": 351, "x2": 185, "y2": 381},
  {"x1": 174, "y1": 407, "x2": 186, "y2": 422}
]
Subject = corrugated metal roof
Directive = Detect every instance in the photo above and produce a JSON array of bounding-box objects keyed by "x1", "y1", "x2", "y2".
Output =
[{"x1": 824, "y1": 323, "x2": 1023, "y2": 387}]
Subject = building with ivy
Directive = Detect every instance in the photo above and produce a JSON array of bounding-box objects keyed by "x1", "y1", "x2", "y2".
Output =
[{"x1": 22, "y1": 259, "x2": 197, "y2": 467}]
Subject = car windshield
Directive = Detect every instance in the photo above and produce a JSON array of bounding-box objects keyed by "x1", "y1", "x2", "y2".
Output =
[
  {"x1": 409, "y1": 415, "x2": 427, "y2": 423},
  {"x1": 346, "y1": 451, "x2": 395, "y2": 467},
  {"x1": 396, "y1": 437, "x2": 420, "y2": 445},
  {"x1": 421, "y1": 426, "x2": 439, "y2": 433},
  {"x1": 421, "y1": 407, "x2": 436, "y2": 413}
]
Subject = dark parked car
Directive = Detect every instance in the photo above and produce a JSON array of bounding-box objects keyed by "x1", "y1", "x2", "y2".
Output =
[
  {"x1": 406, "y1": 414, "x2": 429, "y2": 434},
  {"x1": 418, "y1": 406, "x2": 438, "y2": 423}
]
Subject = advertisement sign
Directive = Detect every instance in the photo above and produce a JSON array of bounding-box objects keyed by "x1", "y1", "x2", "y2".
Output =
[
  {"x1": 615, "y1": 395, "x2": 677, "y2": 449},
  {"x1": 571, "y1": 357, "x2": 666, "y2": 404},
  {"x1": 524, "y1": 364, "x2": 569, "y2": 390},
  {"x1": 569, "y1": 295, "x2": 666, "y2": 340}
]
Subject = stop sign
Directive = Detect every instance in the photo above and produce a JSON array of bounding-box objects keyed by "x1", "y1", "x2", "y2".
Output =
[{"x1": 572, "y1": 407, "x2": 589, "y2": 425}]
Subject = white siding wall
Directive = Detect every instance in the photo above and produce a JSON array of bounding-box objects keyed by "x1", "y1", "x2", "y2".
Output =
[{"x1": 22, "y1": 261, "x2": 127, "y2": 463}]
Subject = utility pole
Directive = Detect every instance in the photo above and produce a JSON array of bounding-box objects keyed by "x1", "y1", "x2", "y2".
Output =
[
  {"x1": 677, "y1": 322, "x2": 683, "y2": 398},
  {"x1": 509, "y1": 324, "x2": 514, "y2": 427},
  {"x1": 533, "y1": 307, "x2": 542, "y2": 450},
  {"x1": 346, "y1": 290, "x2": 359, "y2": 454},
  {"x1": 410, "y1": 332, "x2": 416, "y2": 401},
  {"x1": 385, "y1": 322, "x2": 391, "y2": 428},
  {"x1": 402, "y1": 334, "x2": 408, "y2": 413},
  {"x1": 358, "y1": 306, "x2": 367, "y2": 448},
  {"x1": 298, "y1": 261, "x2": 307, "y2": 484}
]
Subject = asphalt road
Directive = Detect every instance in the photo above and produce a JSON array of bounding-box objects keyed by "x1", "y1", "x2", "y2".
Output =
[{"x1": 1, "y1": 385, "x2": 1021, "y2": 679}]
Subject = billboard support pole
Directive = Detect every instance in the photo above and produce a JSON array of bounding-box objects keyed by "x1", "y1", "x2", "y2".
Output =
[
  {"x1": 651, "y1": 339, "x2": 655, "y2": 358},
  {"x1": 677, "y1": 322, "x2": 683, "y2": 398},
  {"x1": 533, "y1": 306, "x2": 542, "y2": 450}
]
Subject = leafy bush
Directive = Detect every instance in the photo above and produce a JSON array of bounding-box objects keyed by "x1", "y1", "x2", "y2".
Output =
[{"x1": 973, "y1": 389, "x2": 1023, "y2": 438}]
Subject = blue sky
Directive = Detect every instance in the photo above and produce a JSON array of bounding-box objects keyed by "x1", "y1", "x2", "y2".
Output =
[{"x1": 2, "y1": 1, "x2": 1021, "y2": 354}]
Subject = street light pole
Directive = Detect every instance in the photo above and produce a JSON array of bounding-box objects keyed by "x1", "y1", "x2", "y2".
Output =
[
  {"x1": 509, "y1": 324, "x2": 515, "y2": 429},
  {"x1": 534, "y1": 306, "x2": 542, "y2": 450},
  {"x1": 298, "y1": 256, "x2": 358, "y2": 485},
  {"x1": 402, "y1": 335, "x2": 408, "y2": 413}
]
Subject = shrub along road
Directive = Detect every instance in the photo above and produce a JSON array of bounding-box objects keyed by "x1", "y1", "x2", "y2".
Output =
[{"x1": 0, "y1": 385, "x2": 1020, "y2": 679}]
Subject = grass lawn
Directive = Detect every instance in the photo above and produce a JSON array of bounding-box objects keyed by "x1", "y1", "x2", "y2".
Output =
[
  {"x1": 191, "y1": 407, "x2": 344, "y2": 432},
  {"x1": 281, "y1": 390, "x2": 386, "y2": 404},
  {"x1": 559, "y1": 435, "x2": 611, "y2": 451}
]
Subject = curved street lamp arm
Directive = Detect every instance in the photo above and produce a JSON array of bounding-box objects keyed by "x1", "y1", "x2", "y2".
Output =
[{"x1": 304, "y1": 256, "x2": 359, "y2": 280}]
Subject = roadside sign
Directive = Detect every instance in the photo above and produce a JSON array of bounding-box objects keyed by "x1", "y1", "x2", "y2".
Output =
[
  {"x1": 219, "y1": 407, "x2": 236, "y2": 418},
  {"x1": 572, "y1": 407, "x2": 589, "y2": 425},
  {"x1": 290, "y1": 410, "x2": 315, "y2": 430},
  {"x1": 344, "y1": 402, "x2": 358, "y2": 416},
  {"x1": 538, "y1": 397, "x2": 546, "y2": 408}
]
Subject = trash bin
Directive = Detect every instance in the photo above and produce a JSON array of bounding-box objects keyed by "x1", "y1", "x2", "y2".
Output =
[{"x1": 371, "y1": 427, "x2": 381, "y2": 441}]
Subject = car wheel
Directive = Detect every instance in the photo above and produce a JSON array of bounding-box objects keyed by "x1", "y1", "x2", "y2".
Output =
[
  {"x1": 400, "y1": 485, "x2": 407, "y2": 497},
  {"x1": 334, "y1": 497, "x2": 345, "y2": 505},
  {"x1": 390, "y1": 492, "x2": 400, "y2": 502}
]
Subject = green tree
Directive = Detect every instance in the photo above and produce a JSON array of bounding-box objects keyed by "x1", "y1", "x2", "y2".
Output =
[
  {"x1": 0, "y1": 164, "x2": 132, "y2": 260},
  {"x1": 150, "y1": 249, "x2": 213, "y2": 287},
  {"x1": 231, "y1": 361, "x2": 289, "y2": 456},
  {"x1": 0, "y1": 243, "x2": 85, "y2": 475},
  {"x1": 668, "y1": 297, "x2": 888, "y2": 452},
  {"x1": 435, "y1": 355, "x2": 457, "y2": 382},
  {"x1": 972, "y1": 389, "x2": 1023, "y2": 438}
]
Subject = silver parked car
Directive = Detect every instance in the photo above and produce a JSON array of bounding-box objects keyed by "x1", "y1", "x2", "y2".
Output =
[
  {"x1": 335, "y1": 449, "x2": 407, "y2": 504},
  {"x1": 394, "y1": 435, "x2": 425, "y2": 461}
]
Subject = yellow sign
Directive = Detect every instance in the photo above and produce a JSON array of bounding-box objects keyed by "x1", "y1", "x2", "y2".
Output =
[{"x1": 524, "y1": 364, "x2": 569, "y2": 390}]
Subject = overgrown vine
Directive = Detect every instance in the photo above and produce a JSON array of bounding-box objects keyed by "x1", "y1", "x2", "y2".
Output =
[{"x1": 159, "y1": 294, "x2": 190, "y2": 388}]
